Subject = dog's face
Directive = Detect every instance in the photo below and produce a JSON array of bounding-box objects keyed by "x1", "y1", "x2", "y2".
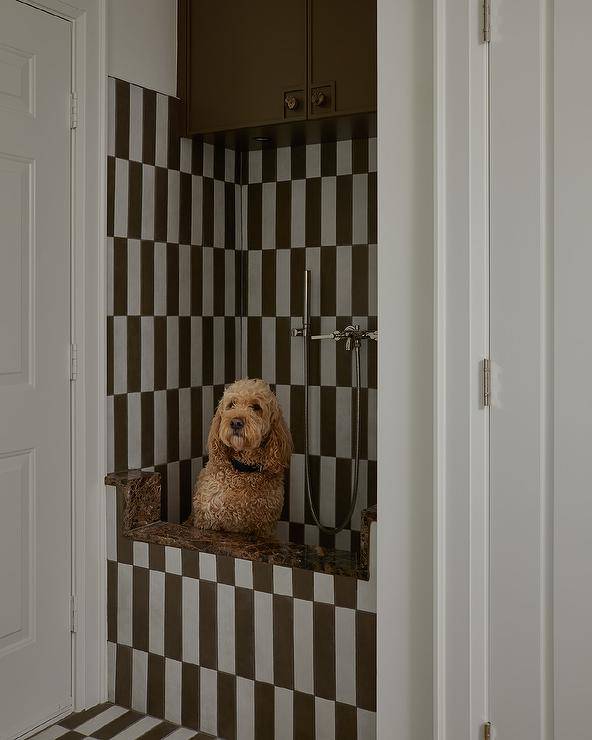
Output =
[
  {"x1": 218, "y1": 379, "x2": 274, "y2": 452},
  {"x1": 209, "y1": 378, "x2": 293, "y2": 471}
]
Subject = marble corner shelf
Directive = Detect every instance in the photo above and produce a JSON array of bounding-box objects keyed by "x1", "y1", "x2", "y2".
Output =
[{"x1": 105, "y1": 469, "x2": 377, "y2": 580}]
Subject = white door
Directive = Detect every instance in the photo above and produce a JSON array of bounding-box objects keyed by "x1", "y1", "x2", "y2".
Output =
[
  {"x1": 0, "y1": 1, "x2": 72, "y2": 736},
  {"x1": 486, "y1": 0, "x2": 587, "y2": 737},
  {"x1": 440, "y1": 1, "x2": 592, "y2": 736}
]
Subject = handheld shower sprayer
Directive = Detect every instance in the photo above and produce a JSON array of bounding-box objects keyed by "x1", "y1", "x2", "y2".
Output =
[{"x1": 290, "y1": 270, "x2": 378, "y2": 536}]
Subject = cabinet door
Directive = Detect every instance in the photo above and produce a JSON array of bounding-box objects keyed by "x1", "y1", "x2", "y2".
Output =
[
  {"x1": 188, "y1": 0, "x2": 306, "y2": 134},
  {"x1": 308, "y1": 0, "x2": 377, "y2": 118}
]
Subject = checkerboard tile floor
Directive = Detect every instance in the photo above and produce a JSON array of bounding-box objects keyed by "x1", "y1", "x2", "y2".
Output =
[{"x1": 34, "y1": 704, "x2": 219, "y2": 740}]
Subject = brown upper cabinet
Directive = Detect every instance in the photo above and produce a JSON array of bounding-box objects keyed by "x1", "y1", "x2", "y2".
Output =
[
  {"x1": 183, "y1": 0, "x2": 376, "y2": 135},
  {"x1": 308, "y1": 0, "x2": 377, "y2": 119},
  {"x1": 186, "y1": 0, "x2": 307, "y2": 135}
]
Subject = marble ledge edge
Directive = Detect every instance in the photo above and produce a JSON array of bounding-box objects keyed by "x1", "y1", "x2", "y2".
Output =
[{"x1": 105, "y1": 469, "x2": 377, "y2": 580}]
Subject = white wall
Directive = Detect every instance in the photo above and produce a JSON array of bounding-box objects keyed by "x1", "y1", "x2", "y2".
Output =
[
  {"x1": 107, "y1": 0, "x2": 177, "y2": 96},
  {"x1": 377, "y1": 0, "x2": 434, "y2": 738}
]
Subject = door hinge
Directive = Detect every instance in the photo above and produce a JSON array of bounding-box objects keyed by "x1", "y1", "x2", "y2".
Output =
[
  {"x1": 482, "y1": 0, "x2": 491, "y2": 43},
  {"x1": 70, "y1": 91, "x2": 79, "y2": 129},
  {"x1": 70, "y1": 595, "x2": 79, "y2": 634},
  {"x1": 70, "y1": 343, "x2": 78, "y2": 381},
  {"x1": 483, "y1": 721, "x2": 494, "y2": 740},
  {"x1": 482, "y1": 357, "x2": 491, "y2": 408}
]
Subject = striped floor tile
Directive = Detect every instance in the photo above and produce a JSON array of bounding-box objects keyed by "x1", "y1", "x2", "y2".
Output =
[{"x1": 32, "y1": 704, "x2": 220, "y2": 740}]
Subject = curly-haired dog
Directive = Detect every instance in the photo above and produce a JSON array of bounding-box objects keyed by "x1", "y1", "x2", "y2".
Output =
[{"x1": 190, "y1": 378, "x2": 293, "y2": 536}]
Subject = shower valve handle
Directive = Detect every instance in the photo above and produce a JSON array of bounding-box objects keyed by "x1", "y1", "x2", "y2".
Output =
[
  {"x1": 310, "y1": 332, "x2": 339, "y2": 341},
  {"x1": 292, "y1": 328, "x2": 340, "y2": 342}
]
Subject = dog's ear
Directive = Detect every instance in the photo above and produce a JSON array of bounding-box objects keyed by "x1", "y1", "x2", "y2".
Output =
[
  {"x1": 207, "y1": 400, "x2": 226, "y2": 461},
  {"x1": 266, "y1": 401, "x2": 293, "y2": 473}
]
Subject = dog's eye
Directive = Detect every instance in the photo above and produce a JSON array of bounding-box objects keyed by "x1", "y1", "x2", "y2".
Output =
[
  {"x1": 226, "y1": 401, "x2": 235, "y2": 410},
  {"x1": 251, "y1": 403, "x2": 262, "y2": 412}
]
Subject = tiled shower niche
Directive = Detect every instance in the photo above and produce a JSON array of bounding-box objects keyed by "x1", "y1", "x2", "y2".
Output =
[{"x1": 106, "y1": 78, "x2": 377, "y2": 552}]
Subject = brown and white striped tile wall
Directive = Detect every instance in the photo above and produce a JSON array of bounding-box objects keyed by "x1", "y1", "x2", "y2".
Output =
[
  {"x1": 106, "y1": 77, "x2": 377, "y2": 548},
  {"x1": 106, "y1": 488, "x2": 377, "y2": 739},
  {"x1": 241, "y1": 142, "x2": 378, "y2": 553},
  {"x1": 106, "y1": 77, "x2": 242, "y2": 522}
]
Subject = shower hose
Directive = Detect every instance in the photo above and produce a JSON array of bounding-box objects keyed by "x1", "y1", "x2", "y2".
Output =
[{"x1": 303, "y1": 332, "x2": 362, "y2": 536}]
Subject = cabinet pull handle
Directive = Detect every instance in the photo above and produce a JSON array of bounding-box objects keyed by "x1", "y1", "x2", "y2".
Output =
[
  {"x1": 311, "y1": 90, "x2": 327, "y2": 107},
  {"x1": 284, "y1": 94, "x2": 299, "y2": 111}
]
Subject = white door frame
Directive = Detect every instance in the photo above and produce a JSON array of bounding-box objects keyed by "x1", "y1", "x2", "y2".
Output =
[
  {"x1": 29, "y1": 0, "x2": 490, "y2": 729},
  {"x1": 376, "y1": 1, "x2": 436, "y2": 738},
  {"x1": 432, "y1": 1, "x2": 556, "y2": 737},
  {"x1": 377, "y1": 0, "x2": 489, "y2": 736},
  {"x1": 433, "y1": 0, "x2": 489, "y2": 738},
  {"x1": 15, "y1": 0, "x2": 107, "y2": 714},
  {"x1": 10, "y1": 0, "x2": 490, "y2": 728}
]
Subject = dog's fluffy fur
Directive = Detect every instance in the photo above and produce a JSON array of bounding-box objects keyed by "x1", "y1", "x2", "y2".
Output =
[{"x1": 190, "y1": 378, "x2": 293, "y2": 536}]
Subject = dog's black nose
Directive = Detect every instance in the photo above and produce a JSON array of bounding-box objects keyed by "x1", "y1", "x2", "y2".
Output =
[{"x1": 230, "y1": 418, "x2": 244, "y2": 431}]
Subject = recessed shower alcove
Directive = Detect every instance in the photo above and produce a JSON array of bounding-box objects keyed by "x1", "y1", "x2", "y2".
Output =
[
  {"x1": 105, "y1": 15, "x2": 377, "y2": 736},
  {"x1": 106, "y1": 80, "x2": 377, "y2": 558}
]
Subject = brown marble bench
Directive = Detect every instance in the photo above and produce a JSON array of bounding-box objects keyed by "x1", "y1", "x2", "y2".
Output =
[{"x1": 105, "y1": 469, "x2": 377, "y2": 580}]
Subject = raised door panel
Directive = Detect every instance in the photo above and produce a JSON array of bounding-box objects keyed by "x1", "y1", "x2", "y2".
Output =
[
  {"x1": 188, "y1": 0, "x2": 306, "y2": 134},
  {"x1": 0, "y1": 43, "x2": 35, "y2": 117},
  {"x1": 308, "y1": 0, "x2": 376, "y2": 119},
  {"x1": 0, "y1": 450, "x2": 34, "y2": 655},
  {"x1": 0, "y1": 155, "x2": 32, "y2": 386}
]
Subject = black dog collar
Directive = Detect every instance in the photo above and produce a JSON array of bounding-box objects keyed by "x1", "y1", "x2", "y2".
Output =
[{"x1": 230, "y1": 458, "x2": 263, "y2": 473}]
